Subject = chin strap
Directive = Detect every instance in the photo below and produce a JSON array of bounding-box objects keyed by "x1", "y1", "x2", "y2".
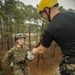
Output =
[
  {"x1": 16, "y1": 42, "x2": 23, "y2": 48},
  {"x1": 44, "y1": 8, "x2": 51, "y2": 22}
]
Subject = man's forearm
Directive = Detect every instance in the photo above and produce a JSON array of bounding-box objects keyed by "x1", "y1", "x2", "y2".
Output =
[
  {"x1": 32, "y1": 44, "x2": 47, "y2": 54},
  {"x1": 38, "y1": 45, "x2": 47, "y2": 53}
]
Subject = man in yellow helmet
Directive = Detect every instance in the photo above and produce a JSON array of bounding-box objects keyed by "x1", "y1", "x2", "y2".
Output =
[
  {"x1": 32, "y1": 0, "x2": 75, "y2": 75},
  {"x1": 38, "y1": 0, "x2": 59, "y2": 21}
]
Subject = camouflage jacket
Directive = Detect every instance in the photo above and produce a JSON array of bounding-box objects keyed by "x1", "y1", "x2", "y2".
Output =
[{"x1": 2, "y1": 45, "x2": 30, "y2": 66}]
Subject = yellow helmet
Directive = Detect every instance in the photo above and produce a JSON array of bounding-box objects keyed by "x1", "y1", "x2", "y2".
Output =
[{"x1": 38, "y1": 0, "x2": 58, "y2": 13}]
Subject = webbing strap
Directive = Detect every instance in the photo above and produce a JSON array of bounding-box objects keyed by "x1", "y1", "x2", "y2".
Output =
[
  {"x1": 59, "y1": 63, "x2": 70, "y2": 75},
  {"x1": 59, "y1": 56, "x2": 75, "y2": 75},
  {"x1": 44, "y1": 8, "x2": 51, "y2": 22}
]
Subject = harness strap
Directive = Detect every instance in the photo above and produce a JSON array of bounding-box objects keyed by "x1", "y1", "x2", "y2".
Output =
[
  {"x1": 59, "y1": 62, "x2": 70, "y2": 75},
  {"x1": 59, "y1": 56, "x2": 75, "y2": 75}
]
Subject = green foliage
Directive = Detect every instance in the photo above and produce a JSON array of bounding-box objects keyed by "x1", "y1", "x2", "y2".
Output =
[
  {"x1": 58, "y1": 6, "x2": 66, "y2": 12},
  {"x1": 0, "y1": 0, "x2": 46, "y2": 34},
  {"x1": 0, "y1": 0, "x2": 74, "y2": 49},
  {"x1": 2, "y1": 32, "x2": 10, "y2": 39},
  {"x1": 58, "y1": 6, "x2": 75, "y2": 12}
]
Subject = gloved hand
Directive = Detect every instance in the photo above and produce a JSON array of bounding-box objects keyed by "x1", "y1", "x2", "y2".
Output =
[{"x1": 27, "y1": 51, "x2": 34, "y2": 60}]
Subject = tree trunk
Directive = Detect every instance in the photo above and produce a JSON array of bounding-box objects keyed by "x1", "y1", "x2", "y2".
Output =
[
  {"x1": 0, "y1": 61, "x2": 2, "y2": 71},
  {"x1": 1, "y1": 36, "x2": 3, "y2": 50},
  {"x1": 37, "y1": 23, "x2": 44, "y2": 65},
  {"x1": 29, "y1": 22, "x2": 31, "y2": 50},
  {"x1": 9, "y1": 15, "x2": 13, "y2": 48},
  {"x1": 52, "y1": 42, "x2": 56, "y2": 57},
  {"x1": 7, "y1": 39, "x2": 10, "y2": 50},
  {"x1": 16, "y1": 21, "x2": 20, "y2": 33},
  {"x1": 0, "y1": 18, "x2": 3, "y2": 49},
  {"x1": 36, "y1": 23, "x2": 39, "y2": 44}
]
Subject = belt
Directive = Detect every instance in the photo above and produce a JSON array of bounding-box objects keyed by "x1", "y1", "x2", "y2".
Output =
[{"x1": 63, "y1": 56, "x2": 75, "y2": 64}]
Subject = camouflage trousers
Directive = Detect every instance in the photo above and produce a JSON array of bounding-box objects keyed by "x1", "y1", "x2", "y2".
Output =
[
  {"x1": 13, "y1": 66, "x2": 30, "y2": 75},
  {"x1": 54, "y1": 64, "x2": 75, "y2": 75}
]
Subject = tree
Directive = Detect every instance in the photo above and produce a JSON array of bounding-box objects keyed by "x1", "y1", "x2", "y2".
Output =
[{"x1": 58, "y1": 6, "x2": 66, "y2": 12}]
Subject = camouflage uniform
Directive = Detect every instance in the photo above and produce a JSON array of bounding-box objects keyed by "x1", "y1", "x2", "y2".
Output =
[
  {"x1": 54, "y1": 64, "x2": 75, "y2": 75},
  {"x1": 2, "y1": 45, "x2": 31, "y2": 75}
]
